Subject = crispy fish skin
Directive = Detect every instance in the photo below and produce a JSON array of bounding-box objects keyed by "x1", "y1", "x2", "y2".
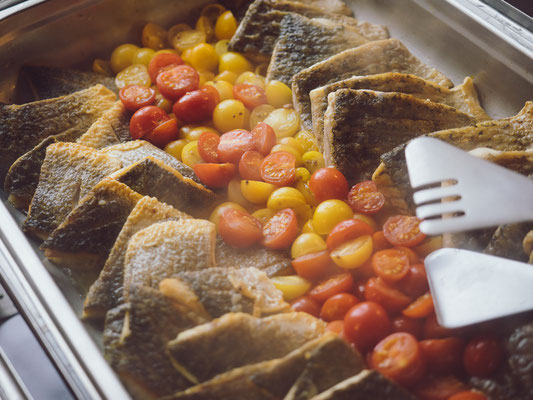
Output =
[{"x1": 76, "y1": 101, "x2": 130, "y2": 147}]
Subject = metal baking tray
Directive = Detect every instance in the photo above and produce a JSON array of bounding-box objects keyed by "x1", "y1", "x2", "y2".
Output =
[{"x1": 0, "y1": 0, "x2": 531, "y2": 398}]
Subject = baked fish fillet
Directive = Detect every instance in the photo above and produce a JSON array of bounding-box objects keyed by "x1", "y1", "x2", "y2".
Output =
[
  {"x1": 220, "y1": 0, "x2": 353, "y2": 19},
  {"x1": 76, "y1": 101, "x2": 131, "y2": 147},
  {"x1": 293, "y1": 39, "x2": 454, "y2": 131}
]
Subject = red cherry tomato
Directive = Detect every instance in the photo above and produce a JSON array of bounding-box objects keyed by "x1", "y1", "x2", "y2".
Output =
[
  {"x1": 217, "y1": 129, "x2": 255, "y2": 163},
  {"x1": 309, "y1": 168, "x2": 349, "y2": 203},
  {"x1": 383, "y1": 215, "x2": 426, "y2": 247},
  {"x1": 218, "y1": 207, "x2": 262, "y2": 248},
  {"x1": 357, "y1": 259, "x2": 375, "y2": 279},
  {"x1": 371, "y1": 332, "x2": 426, "y2": 386},
  {"x1": 292, "y1": 250, "x2": 335, "y2": 281},
  {"x1": 193, "y1": 162, "x2": 236, "y2": 188},
  {"x1": 347, "y1": 181, "x2": 385, "y2": 214},
  {"x1": 326, "y1": 219, "x2": 374, "y2": 251},
  {"x1": 400, "y1": 263, "x2": 429, "y2": 298},
  {"x1": 343, "y1": 301, "x2": 391, "y2": 351},
  {"x1": 251, "y1": 122, "x2": 276, "y2": 156},
  {"x1": 156, "y1": 65, "x2": 199, "y2": 101},
  {"x1": 423, "y1": 314, "x2": 459, "y2": 339},
  {"x1": 463, "y1": 336, "x2": 504, "y2": 378},
  {"x1": 261, "y1": 208, "x2": 299, "y2": 250},
  {"x1": 238, "y1": 150, "x2": 264, "y2": 180},
  {"x1": 325, "y1": 320, "x2": 345, "y2": 336},
  {"x1": 320, "y1": 293, "x2": 359, "y2": 322},
  {"x1": 144, "y1": 118, "x2": 179, "y2": 147},
  {"x1": 173, "y1": 86, "x2": 220, "y2": 123},
  {"x1": 448, "y1": 391, "x2": 488, "y2": 400},
  {"x1": 395, "y1": 246, "x2": 420, "y2": 264},
  {"x1": 119, "y1": 85, "x2": 156, "y2": 111},
  {"x1": 291, "y1": 296, "x2": 321, "y2": 318},
  {"x1": 233, "y1": 83, "x2": 267, "y2": 109},
  {"x1": 309, "y1": 273, "x2": 354, "y2": 302},
  {"x1": 413, "y1": 375, "x2": 466, "y2": 400},
  {"x1": 420, "y1": 337, "x2": 465, "y2": 374},
  {"x1": 148, "y1": 52, "x2": 184, "y2": 82},
  {"x1": 365, "y1": 277, "x2": 412, "y2": 313},
  {"x1": 260, "y1": 151, "x2": 296, "y2": 186},
  {"x1": 371, "y1": 249, "x2": 411, "y2": 284},
  {"x1": 198, "y1": 132, "x2": 220, "y2": 163},
  {"x1": 403, "y1": 293, "x2": 434, "y2": 319},
  {"x1": 129, "y1": 106, "x2": 170, "y2": 139},
  {"x1": 372, "y1": 230, "x2": 392, "y2": 250},
  {"x1": 391, "y1": 315, "x2": 424, "y2": 339},
  {"x1": 353, "y1": 279, "x2": 366, "y2": 300}
]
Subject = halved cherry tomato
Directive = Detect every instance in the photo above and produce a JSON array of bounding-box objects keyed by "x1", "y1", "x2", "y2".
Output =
[
  {"x1": 218, "y1": 207, "x2": 262, "y2": 248},
  {"x1": 291, "y1": 296, "x2": 321, "y2": 318},
  {"x1": 365, "y1": 277, "x2": 412, "y2": 313},
  {"x1": 326, "y1": 219, "x2": 374, "y2": 251},
  {"x1": 129, "y1": 105, "x2": 170, "y2": 139},
  {"x1": 372, "y1": 230, "x2": 392, "y2": 250},
  {"x1": 119, "y1": 85, "x2": 156, "y2": 111},
  {"x1": 403, "y1": 293, "x2": 434, "y2": 318},
  {"x1": 420, "y1": 337, "x2": 465, "y2": 374},
  {"x1": 233, "y1": 83, "x2": 267, "y2": 109},
  {"x1": 395, "y1": 246, "x2": 420, "y2": 264},
  {"x1": 383, "y1": 215, "x2": 426, "y2": 247},
  {"x1": 217, "y1": 129, "x2": 255, "y2": 163},
  {"x1": 261, "y1": 151, "x2": 296, "y2": 186},
  {"x1": 292, "y1": 250, "x2": 334, "y2": 281},
  {"x1": 198, "y1": 131, "x2": 220, "y2": 163},
  {"x1": 371, "y1": 249, "x2": 411, "y2": 283},
  {"x1": 325, "y1": 320, "x2": 345, "y2": 335},
  {"x1": 262, "y1": 208, "x2": 299, "y2": 249},
  {"x1": 156, "y1": 65, "x2": 199, "y2": 101},
  {"x1": 320, "y1": 293, "x2": 359, "y2": 322},
  {"x1": 448, "y1": 391, "x2": 488, "y2": 400},
  {"x1": 423, "y1": 314, "x2": 459, "y2": 339},
  {"x1": 193, "y1": 162, "x2": 235, "y2": 188},
  {"x1": 347, "y1": 181, "x2": 385, "y2": 214},
  {"x1": 309, "y1": 273, "x2": 354, "y2": 302},
  {"x1": 399, "y1": 263, "x2": 429, "y2": 298},
  {"x1": 463, "y1": 336, "x2": 504, "y2": 378},
  {"x1": 148, "y1": 52, "x2": 184, "y2": 82},
  {"x1": 391, "y1": 315, "x2": 423, "y2": 339},
  {"x1": 413, "y1": 375, "x2": 466, "y2": 400},
  {"x1": 172, "y1": 85, "x2": 219, "y2": 123},
  {"x1": 371, "y1": 332, "x2": 426, "y2": 386},
  {"x1": 343, "y1": 301, "x2": 391, "y2": 351},
  {"x1": 238, "y1": 150, "x2": 264, "y2": 180},
  {"x1": 251, "y1": 122, "x2": 276, "y2": 156},
  {"x1": 309, "y1": 168, "x2": 349, "y2": 203},
  {"x1": 144, "y1": 118, "x2": 179, "y2": 147}
]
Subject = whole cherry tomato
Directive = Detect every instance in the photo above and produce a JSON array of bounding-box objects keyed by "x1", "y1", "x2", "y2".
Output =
[
  {"x1": 309, "y1": 167, "x2": 349, "y2": 203},
  {"x1": 119, "y1": 85, "x2": 156, "y2": 111},
  {"x1": 173, "y1": 85, "x2": 220, "y2": 123},
  {"x1": 262, "y1": 208, "x2": 299, "y2": 249},
  {"x1": 261, "y1": 151, "x2": 296, "y2": 186},
  {"x1": 399, "y1": 263, "x2": 429, "y2": 298},
  {"x1": 383, "y1": 215, "x2": 426, "y2": 247},
  {"x1": 320, "y1": 293, "x2": 359, "y2": 322},
  {"x1": 233, "y1": 83, "x2": 267, "y2": 109},
  {"x1": 251, "y1": 122, "x2": 276, "y2": 156},
  {"x1": 371, "y1": 248, "x2": 411, "y2": 283},
  {"x1": 326, "y1": 219, "x2": 374, "y2": 251},
  {"x1": 148, "y1": 52, "x2": 184, "y2": 82},
  {"x1": 347, "y1": 181, "x2": 385, "y2": 214},
  {"x1": 391, "y1": 315, "x2": 424, "y2": 339},
  {"x1": 156, "y1": 65, "x2": 199, "y2": 101},
  {"x1": 292, "y1": 250, "x2": 335, "y2": 281},
  {"x1": 129, "y1": 105, "x2": 170, "y2": 139},
  {"x1": 343, "y1": 301, "x2": 391, "y2": 351},
  {"x1": 238, "y1": 150, "x2": 264, "y2": 180},
  {"x1": 463, "y1": 336, "x2": 504, "y2": 378},
  {"x1": 218, "y1": 207, "x2": 262, "y2": 248},
  {"x1": 420, "y1": 337, "x2": 465, "y2": 374},
  {"x1": 365, "y1": 277, "x2": 412, "y2": 313},
  {"x1": 193, "y1": 162, "x2": 236, "y2": 188},
  {"x1": 309, "y1": 273, "x2": 354, "y2": 302},
  {"x1": 217, "y1": 129, "x2": 255, "y2": 163},
  {"x1": 291, "y1": 296, "x2": 321, "y2": 318},
  {"x1": 198, "y1": 131, "x2": 220, "y2": 163},
  {"x1": 144, "y1": 118, "x2": 179, "y2": 147},
  {"x1": 372, "y1": 230, "x2": 392, "y2": 250}
]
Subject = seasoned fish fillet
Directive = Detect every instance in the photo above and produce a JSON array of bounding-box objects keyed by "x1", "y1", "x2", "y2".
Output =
[
  {"x1": 41, "y1": 178, "x2": 142, "y2": 270},
  {"x1": 0, "y1": 84, "x2": 116, "y2": 179},
  {"x1": 323, "y1": 89, "x2": 475, "y2": 184},
  {"x1": 310, "y1": 74, "x2": 489, "y2": 149},
  {"x1": 484, "y1": 222, "x2": 533, "y2": 262},
  {"x1": 83, "y1": 196, "x2": 190, "y2": 320},
  {"x1": 220, "y1": 0, "x2": 353, "y2": 19},
  {"x1": 167, "y1": 312, "x2": 326, "y2": 384},
  {"x1": 524, "y1": 231, "x2": 533, "y2": 263},
  {"x1": 23, "y1": 143, "x2": 122, "y2": 240},
  {"x1": 76, "y1": 101, "x2": 130, "y2": 147},
  {"x1": 293, "y1": 38, "x2": 454, "y2": 130},
  {"x1": 266, "y1": 14, "x2": 368, "y2": 85}
]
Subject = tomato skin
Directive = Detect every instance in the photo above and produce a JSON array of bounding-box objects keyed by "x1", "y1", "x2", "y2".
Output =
[
  {"x1": 238, "y1": 150, "x2": 264, "y2": 180},
  {"x1": 217, "y1": 129, "x2": 255, "y2": 163},
  {"x1": 198, "y1": 131, "x2": 220, "y2": 163},
  {"x1": 233, "y1": 83, "x2": 267, "y2": 109},
  {"x1": 448, "y1": 391, "x2": 487, "y2": 400},
  {"x1": 292, "y1": 250, "x2": 335, "y2": 281},
  {"x1": 365, "y1": 277, "x2": 412, "y2": 313},
  {"x1": 173, "y1": 86, "x2": 220, "y2": 123},
  {"x1": 326, "y1": 219, "x2": 374, "y2": 251},
  {"x1": 414, "y1": 375, "x2": 466, "y2": 400},
  {"x1": 156, "y1": 65, "x2": 199, "y2": 101},
  {"x1": 463, "y1": 336, "x2": 504, "y2": 378},
  {"x1": 251, "y1": 122, "x2": 276, "y2": 156},
  {"x1": 347, "y1": 181, "x2": 385, "y2": 214},
  {"x1": 144, "y1": 118, "x2": 179, "y2": 147},
  {"x1": 372, "y1": 230, "x2": 392, "y2": 250},
  {"x1": 392, "y1": 315, "x2": 423, "y2": 339},
  {"x1": 399, "y1": 263, "x2": 429, "y2": 298},
  {"x1": 291, "y1": 296, "x2": 321, "y2": 318},
  {"x1": 383, "y1": 215, "x2": 426, "y2": 247},
  {"x1": 261, "y1": 151, "x2": 296, "y2": 186},
  {"x1": 218, "y1": 207, "x2": 262, "y2": 248},
  {"x1": 309, "y1": 273, "x2": 354, "y2": 303},
  {"x1": 309, "y1": 168, "x2": 349, "y2": 203},
  {"x1": 353, "y1": 279, "x2": 366, "y2": 300},
  {"x1": 343, "y1": 301, "x2": 391, "y2": 351},
  {"x1": 262, "y1": 208, "x2": 299, "y2": 250},
  {"x1": 193, "y1": 162, "x2": 236, "y2": 188},
  {"x1": 403, "y1": 293, "x2": 434, "y2": 318},
  {"x1": 420, "y1": 337, "x2": 465, "y2": 374},
  {"x1": 371, "y1": 249, "x2": 411, "y2": 284},
  {"x1": 148, "y1": 52, "x2": 184, "y2": 82},
  {"x1": 325, "y1": 320, "x2": 345, "y2": 335},
  {"x1": 119, "y1": 85, "x2": 156, "y2": 111},
  {"x1": 320, "y1": 293, "x2": 359, "y2": 322},
  {"x1": 129, "y1": 105, "x2": 170, "y2": 139}
]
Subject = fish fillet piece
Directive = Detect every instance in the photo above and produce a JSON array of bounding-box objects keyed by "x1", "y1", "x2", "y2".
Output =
[
  {"x1": 310, "y1": 73, "x2": 489, "y2": 149},
  {"x1": 293, "y1": 38, "x2": 454, "y2": 131},
  {"x1": 0, "y1": 84, "x2": 116, "y2": 180},
  {"x1": 167, "y1": 312, "x2": 326, "y2": 384},
  {"x1": 220, "y1": 0, "x2": 353, "y2": 19},
  {"x1": 22, "y1": 142, "x2": 123, "y2": 240},
  {"x1": 76, "y1": 101, "x2": 130, "y2": 147},
  {"x1": 323, "y1": 89, "x2": 475, "y2": 184},
  {"x1": 266, "y1": 14, "x2": 368, "y2": 85},
  {"x1": 83, "y1": 196, "x2": 190, "y2": 320},
  {"x1": 41, "y1": 178, "x2": 142, "y2": 270}
]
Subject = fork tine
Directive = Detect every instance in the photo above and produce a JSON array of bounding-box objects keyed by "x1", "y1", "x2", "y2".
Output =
[
  {"x1": 416, "y1": 200, "x2": 465, "y2": 220},
  {"x1": 419, "y1": 215, "x2": 471, "y2": 235},
  {"x1": 413, "y1": 185, "x2": 460, "y2": 205}
]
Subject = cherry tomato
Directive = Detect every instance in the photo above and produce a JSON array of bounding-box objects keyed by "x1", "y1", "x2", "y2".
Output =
[
  {"x1": 403, "y1": 293, "x2": 434, "y2": 318},
  {"x1": 173, "y1": 85, "x2": 220, "y2": 123},
  {"x1": 119, "y1": 85, "x2": 156, "y2": 111},
  {"x1": 371, "y1": 332, "x2": 426, "y2": 386},
  {"x1": 326, "y1": 219, "x2": 374, "y2": 251},
  {"x1": 262, "y1": 208, "x2": 299, "y2": 250},
  {"x1": 372, "y1": 230, "x2": 392, "y2": 250},
  {"x1": 400, "y1": 263, "x2": 429, "y2": 298},
  {"x1": 238, "y1": 150, "x2": 264, "y2": 180},
  {"x1": 423, "y1": 314, "x2": 459, "y2": 339},
  {"x1": 371, "y1": 249, "x2": 411, "y2": 284},
  {"x1": 463, "y1": 336, "x2": 504, "y2": 378},
  {"x1": 347, "y1": 181, "x2": 385, "y2": 214},
  {"x1": 420, "y1": 337, "x2": 465, "y2": 374},
  {"x1": 343, "y1": 301, "x2": 391, "y2": 351},
  {"x1": 129, "y1": 105, "x2": 170, "y2": 139},
  {"x1": 325, "y1": 320, "x2": 345, "y2": 335},
  {"x1": 292, "y1": 250, "x2": 335, "y2": 281},
  {"x1": 320, "y1": 293, "x2": 359, "y2": 322},
  {"x1": 392, "y1": 315, "x2": 423, "y2": 339},
  {"x1": 309, "y1": 168, "x2": 349, "y2": 203},
  {"x1": 357, "y1": 259, "x2": 375, "y2": 279},
  {"x1": 148, "y1": 52, "x2": 184, "y2": 82},
  {"x1": 198, "y1": 131, "x2": 220, "y2": 163},
  {"x1": 291, "y1": 296, "x2": 321, "y2": 318},
  {"x1": 251, "y1": 122, "x2": 276, "y2": 155},
  {"x1": 218, "y1": 207, "x2": 262, "y2": 248},
  {"x1": 353, "y1": 279, "x2": 366, "y2": 300},
  {"x1": 217, "y1": 129, "x2": 255, "y2": 163},
  {"x1": 156, "y1": 65, "x2": 199, "y2": 101},
  {"x1": 261, "y1": 151, "x2": 296, "y2": 186},
  {"x1": 233, "y1": 83, "x2": 267, "y2": 109},
  {"x1": 193, "y1": 162, "x2": 235, "y2": 188},
  {"x1": 395, "y1": 246, "x2": 420, "y2": 264},
  {"x1": 383, "y1": 215, "x2": 426, "y2": 247},
  {"x1": 448, "y1": 391, "x2": 488, "y2": 400},
  {"x1": 365, "y1": 277, "x2": 412, "y2": 313},
  {"x1": 144, "y1": 118, "x2": 179, "y2": 147},
  {"x1": 414, "y1": 375, "x2": 466, "y2": 400},
  {"x1": 309, "y1": 273, "x2": 354, "y2": 302}
]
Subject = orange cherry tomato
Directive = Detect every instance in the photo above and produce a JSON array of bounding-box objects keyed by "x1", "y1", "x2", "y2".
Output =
[
  {"x1": 391, "y1": 315, "x2": 423, "y2": 339},
  {"x1": 148, "y1": 52, "x2": 184, "y2": 82},
  {"x1": 144, "y1": 118, "x2": 179, "y2": 147},
  {"x1": 129, "y1": 105, "x2": 170, "y2": 139},
  {"x1": 292, "y1": 250, "x2": 335, "y2": 281},
  {"x1": 198, "y1": 131, "x2": 220, "y2": 163},
  {"x1": 325, "y1": 320, "x2": 345, "y2": 335},
  {"x1": 347, "y1": 181, "x2": 385, "y2": 214},
  {"x1": 383, "y1": 215, "x2": 426, "y2": 247},
  {"x1": 233, "y1": 83, "x2": 267, "y2": 109},
  {"x1": 365, "y1": 277, "x2": 412, "y2": 313},
  {"x1": 156, "y1": 65, "x2": 199, "y2": 101},
  {"x1": 262, "y1": 208, "x2": 299, "y2": 250},
  {"x1": 238, "y1": 150, "x2": 264, "y2": 180},
  {"x1": 371, "y1": 248, "x2": 411, "y2": 284},
  {"x1": 309, "y1": 167, "x2": 349, "y2": 203},
  {"x1": 372, "y1": 230, "x2": 392, "y2": 250},
  {"x1": 463, "y1": 336, "x2": 504, "y2": 378},
  {"x1": 419, "y1": 337, "x2": 465, "y2": 374},
  {"x1": 217, "y1": 129, "x2": 255, "y2": 163},
  {"x1": 343, "y1": 301, "x2": 391, "y2": 351},
  {"x1": 399, "y1": 263, "x2": 429, "y2": 298},
  {"x1": 395, "y1": 246, "x2": 420, "y2": 264},
  {"x1": 119, "y1": 85, "x2": 156, "y2": 111},
  {"x1": 320, "y1": 293, "x2": 359, "y2": 322},
  {"x1": 371, "y1": 332, "x2": 426, "y2": 387},
  {"x1": 193, "y1": 162, "x2": 236, "y2": 188},
  {"x1": 172, "y1": 85, "x2": 219, "y2": 123},
  {"x1": 260, "y1": 151, "x2": 296, "y2": 186},
  {"x1": 403, "y1": 293, "x2": 434, "y2": 318},
  {"x1": 218, "y1": 207, "x2": 262, "y2": 248},
  {"x1": 326, "y1": 219, "x2": 374, "y2": 251},
  {"x1": 309, "y1": 273, "x2": 354, "y2": 303},
  {"x1": 251, "y1": 122, "x2": 276, "y2": 156},
  {"x1": 448, "y1": 391, "x2": 488, "y2": 400},
  {"x1": 413, "y1": 375, "x2": 466, "y2": 400},
  {"x1": 291, "y1": 295, "x2": 321, "y2": 318}
]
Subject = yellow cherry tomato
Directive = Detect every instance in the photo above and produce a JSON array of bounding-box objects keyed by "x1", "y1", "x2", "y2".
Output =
[
  {"x1": 209, "y1": 202, "x2": 247, "y2": 229},
  {"x1": 291, "y1": 233, "x2": 327, "y2": 259},
  {"x1": 110, "y1": 43, "x2": 139, "y2": 74},
  {"x1": 132, "y1": 47, "x2": 156, "y2": 66},
  {"x1": 227, "y1": 178, "x2": 253, "y2": 208},
  {"x1": 330, "y1": 235, "x2": 373, "y2": 269},
  {"x1": 294, "y1": 203, "x2": 313, "y2": 226},
  {"x1": 167, "y1": 24, "x2": 191, "y2": 47},
  {"x1": 249, "y1": 104, "x2": 275, "y2": 128},
  {"x1": 295, "y1": 180, "x2": 318, "y2": 207},
  {"x1": 294, "y1": 130, "x2": 319, "y2": 153},
  {"x1": 219, "y1": 52, "x2": 253, "y2": 76},
  {"x1": 115, "y1": 64, "x2": 151, "y2": 89},
  {"x1": 213, "y1": 99, "x2": 247, "y2": 132},
  {"x1": 198, "y1": 70, "x2": 215, "y2": 86},
  {"x1": 181, "y1": 141, "x2": 203, "y2": 168},
  {"x1": 215, "y1": 10, "x2": 238, "y2": 40},
  {"x1": 302, "y1": 219, "x2": 316, "y2": 234},
  {"x1": 205, "y1": 80, "x2": 233, "y2": 101},
  {"x1": 215, "y1": 39, "x2": 230, "y2": 56},
  {"x1": 263, "y1": 108, "x2": 300, "y2": 138},
  {"x1": 241, "y1": 180, "x2": 276, "y2": 204},
  {"x1": 92, "y1": 58, "x2": 112, "y2": 76},
  {"x1": 201, "y1": 3, "x2": 226, "y2": 22},
  {"x1": 181, "y1": 125, "x2": 218, "y2": 142},
  {"x1": 189, "y1": 43, "x2": 218, "y2": 71},
  {"x1": 252, "y1": 208, "x2": 276, "y2": 225},
  {"x1": 164, "y1": 139, "x2": 189, "y2": 161},
  {"x1": 312, "y1": 199, "x2": 353, "y2": 235},
  {"x1": 235, "y1": 71, "x2": 266, "y2": 89},
  {"x1": 266, "y1": 80, "x2": 293, "y2": 108},
  {"x1": 267, "y1": 187, "x2": 307, "y2": 211},
  {"x1": 255, "y1": 63, "x2": 269, "y2": 76},
  {"x1": 270, "y1": 275, "x2": 311, "y2": 301},
  {"x1": 142, "y1": 23, "x2": 167, "y2": 50},
  {"x1": 171, "y1": 29, "x2": 206, "y2": 53},
  {"x1": 279, "y1": 137, "x2": 304, "y2": 156},
  {"x1": 215, "y1": 70, "x2": 238, "y2": 84},
  {"x1": 302, "y1": 151, "x2": 325, "y2": 174},
  {"x1": 295, "y1": 167, "x2": 310, "y2": 183},
  {"x1": 195, "y1": 16, "x2": 215, "y2": 42},
  {"x1": 155, "y1": 94, "x2": 173, "y2": 113},
  {"x1": 353, "y1": 213, "x2": 378, "y2": 231}
]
